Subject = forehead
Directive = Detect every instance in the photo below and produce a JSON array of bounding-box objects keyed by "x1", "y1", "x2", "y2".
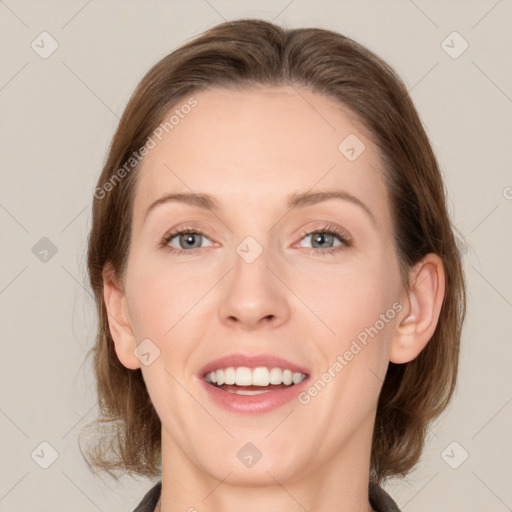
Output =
[{"x1": 132, "y1": 85, "x2": 390, "y2": 228}]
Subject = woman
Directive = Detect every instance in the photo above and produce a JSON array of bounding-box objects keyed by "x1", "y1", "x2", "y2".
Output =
[{"x1": 82, "y1": 18, "x2": 466, "y2": 512}]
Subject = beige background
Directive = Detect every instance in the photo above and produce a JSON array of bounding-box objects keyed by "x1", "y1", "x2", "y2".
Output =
[{"x1": 1, "y1": 1, "x2": 511, "y2": 511}]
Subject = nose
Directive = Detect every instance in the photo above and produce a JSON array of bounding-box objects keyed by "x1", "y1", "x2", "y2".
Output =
[{"x1": 217, "y1": 245, "x2": 291, "y2": 330}]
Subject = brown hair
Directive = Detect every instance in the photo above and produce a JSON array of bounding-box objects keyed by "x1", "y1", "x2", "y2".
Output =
[{"x1": 82, "y1": 18, "x2": 466, "y2": 483}]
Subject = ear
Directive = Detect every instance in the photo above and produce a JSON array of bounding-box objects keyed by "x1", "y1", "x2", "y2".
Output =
[
  {"x1": 102, "y1": 264, "x2": 141, "y2": 370},
  {"x1": 390, "y1": 253, "x2": 446, "y2": 364}
]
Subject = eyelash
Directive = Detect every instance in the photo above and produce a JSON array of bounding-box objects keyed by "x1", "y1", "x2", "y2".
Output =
[{"x1": 159, "y1": 224, "x2": 352, "y2": 257}]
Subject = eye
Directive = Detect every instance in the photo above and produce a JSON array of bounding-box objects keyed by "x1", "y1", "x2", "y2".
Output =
[
  {"x1": 159, "y1": 223, "x2": 352, "y2": 256},
  {"x1": 160, "y1": 226, "x2": 214, "y2": 255},
  {"x1": 294, "y1": 224, "x2": 352, "y2": 256}
]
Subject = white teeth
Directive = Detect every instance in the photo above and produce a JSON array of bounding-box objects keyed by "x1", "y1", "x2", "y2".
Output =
[
  {"x1": 252, "y1": 367, "x2": 269, "y2": 386},
  {"x1": 226, "y1": 389, "x2": 272, "y2": 395},
  {"x1": 204, "y1": 366, "x2": 307, "y2": 387},
  {"x1": 269, "y1": 367, "x2": 282, "y2": 384},
  {"x1": 235, "y1": 367, "x2": 252, "y2": 386},
  {"x1": 224, "y1": 367, "x2": 236, "y2": 385},
  {"x1": 292, "y1": 372, "x2": 304, "y2": 384}
]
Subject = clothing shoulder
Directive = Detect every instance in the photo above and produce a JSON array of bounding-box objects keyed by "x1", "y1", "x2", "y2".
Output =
[
  {"x1": 369, "y1": 481, "x2": 402, "y2": 512},
  {"x1": 132, "y1": 481, "x2": 161, "y2": 512}
]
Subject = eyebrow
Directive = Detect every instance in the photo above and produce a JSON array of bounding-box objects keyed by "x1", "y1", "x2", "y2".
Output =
[{"x1": 143, "y1": 189, "x2": 376, "y2": 226}]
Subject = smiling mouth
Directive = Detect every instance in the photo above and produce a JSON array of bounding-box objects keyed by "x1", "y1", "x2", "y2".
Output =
[{"x1": 204, "y1": 366, "x2": 308, "y2": 395}]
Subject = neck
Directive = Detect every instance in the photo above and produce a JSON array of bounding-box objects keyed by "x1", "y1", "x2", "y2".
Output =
[{"x1": 158, "y1": 423, "x2": 376, "y2": 512}]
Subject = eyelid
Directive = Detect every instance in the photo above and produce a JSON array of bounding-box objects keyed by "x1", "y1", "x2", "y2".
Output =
[
  {"x1": 293, "y1": 221, "x2": 352, "y2": 246},
  {"x1": 161, "y1": 221, "x2": 215, "y2": 241}
]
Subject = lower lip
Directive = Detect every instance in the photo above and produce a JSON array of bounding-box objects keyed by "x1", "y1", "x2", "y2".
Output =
[{"x1": 198, "y1": 376, "x2": 310, "y2": 414}]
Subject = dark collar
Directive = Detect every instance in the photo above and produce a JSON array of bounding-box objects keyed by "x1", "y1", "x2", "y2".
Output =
[
  {"x1": 133, "y1": 480, "x2": 402, "y2": 512},
  {"x1": 369, "y1": 480, "x2": 402, "y2": 511}
]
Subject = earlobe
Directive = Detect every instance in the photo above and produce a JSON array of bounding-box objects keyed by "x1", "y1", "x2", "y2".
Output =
[
  {"x1": 102, "y1": 265, "x2": 141, "y2": 370},
  {"x1": 390, "y1": 253, "x2": 445, "y2": 364}
]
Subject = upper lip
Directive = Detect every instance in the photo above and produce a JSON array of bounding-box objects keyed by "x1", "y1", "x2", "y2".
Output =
[{"x1": 198, "y1": 353, "x2": 310, "y2": 378}]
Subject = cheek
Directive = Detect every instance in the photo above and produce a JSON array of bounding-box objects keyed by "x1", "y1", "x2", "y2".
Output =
[
  {"x1": 125, "y1": 254, "x2": 204, "y2": 340},
  {"x1": 303, "y1": 278, "x2": 399, "y2": 424},
  {"x1": 312, "y1": 257, "x2": 401, "y2": 375},
  {"x1": 313, "y1": 261, "x2": 396, "y2": 332}
]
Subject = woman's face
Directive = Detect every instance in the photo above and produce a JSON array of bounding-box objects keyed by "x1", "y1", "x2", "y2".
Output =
[{"x1": 114, "y1": 85, "x2": 407, "y2": 484}]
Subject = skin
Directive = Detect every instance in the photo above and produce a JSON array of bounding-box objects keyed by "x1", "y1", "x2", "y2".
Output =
[{"x1": 103, "y1": 86, "x2": 445, "y2": 512}]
